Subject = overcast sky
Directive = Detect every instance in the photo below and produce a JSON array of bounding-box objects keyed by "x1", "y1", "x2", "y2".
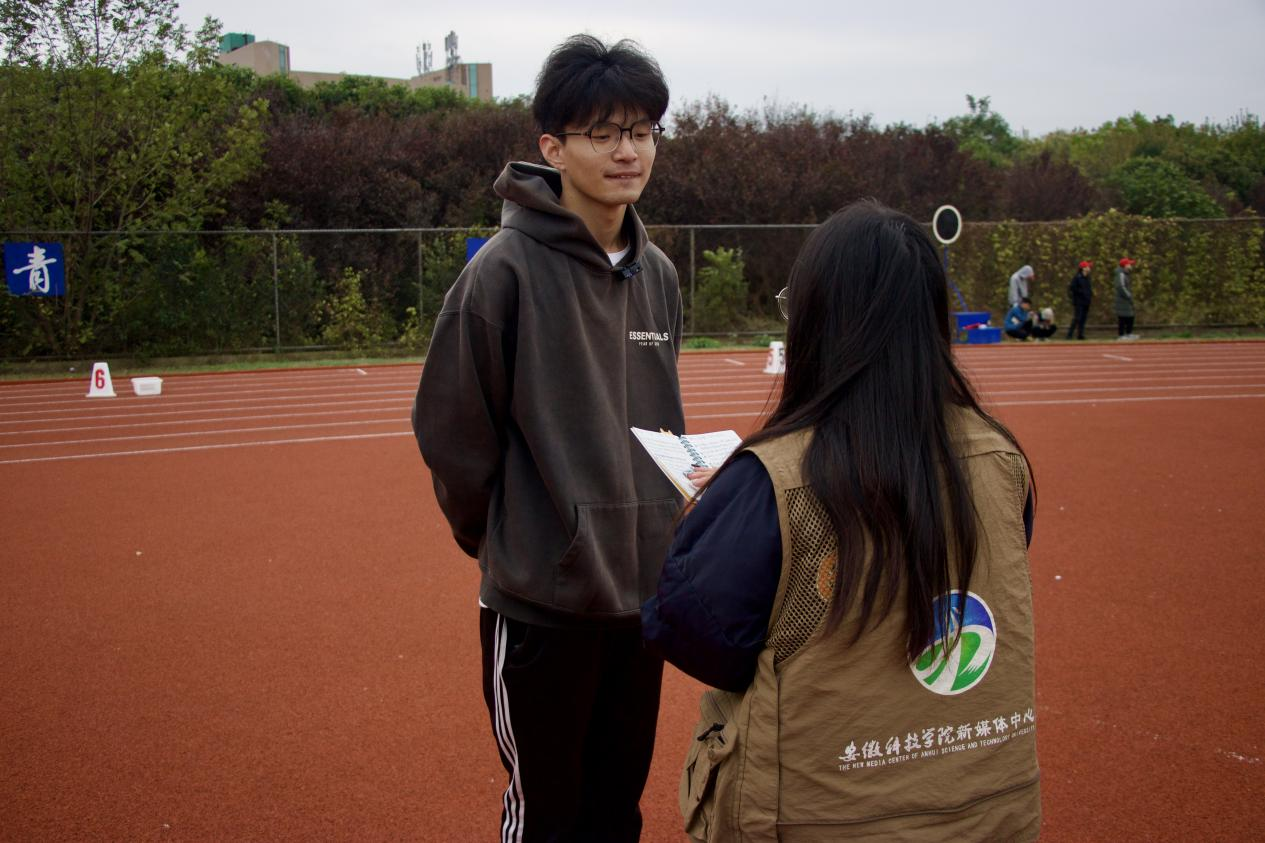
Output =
[{"x1": 179, "y1": 0, "x2": 1265, "y2": 137}]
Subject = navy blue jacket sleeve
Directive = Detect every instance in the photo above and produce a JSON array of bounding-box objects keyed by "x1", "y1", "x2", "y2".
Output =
[
  {"x1": 1023, "y1": 487, "x2": 1034, "y2": 547},
  {"x1": 641, "y1": 452, "x2": 782, "y2": 691}
]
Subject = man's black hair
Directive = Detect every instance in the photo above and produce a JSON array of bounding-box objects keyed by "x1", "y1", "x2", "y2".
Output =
[
  {"x1": 533, "y1": 35, "x2": 669, "y2": 135},
  {"x1": 1021, "y1": 297, "x2": 1033, "y2": 305}
]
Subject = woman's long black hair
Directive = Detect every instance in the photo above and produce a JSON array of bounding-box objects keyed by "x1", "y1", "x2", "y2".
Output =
[{"x1": 737, "y1": 200, "x2": 1031, "y2": 663}]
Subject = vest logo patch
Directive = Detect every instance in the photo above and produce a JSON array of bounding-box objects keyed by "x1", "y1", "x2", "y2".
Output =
[
  {"x1": 910, "y1": 591, "x2": 996, "y2": 695},
  {"x1": 816, "y1": 555, "x2": 837, "y2": 601}
]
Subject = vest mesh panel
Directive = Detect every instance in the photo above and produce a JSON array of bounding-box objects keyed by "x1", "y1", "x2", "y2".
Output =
[{"x1": 768, "y1": 486, "x2": 836, "y2": 665}]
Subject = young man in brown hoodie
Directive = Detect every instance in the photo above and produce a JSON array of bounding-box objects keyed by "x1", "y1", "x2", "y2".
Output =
[{"x1": 412, "y1": 35, "x2": 686, "y2": 842}]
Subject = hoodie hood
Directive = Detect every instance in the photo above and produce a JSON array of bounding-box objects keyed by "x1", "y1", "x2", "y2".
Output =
[
  {"x1": 1012, "y1": 265, "x2": 1035, "y2": 282},
  {"x1": 493, "y1": 162, "x2": 649, "y2": 275}
]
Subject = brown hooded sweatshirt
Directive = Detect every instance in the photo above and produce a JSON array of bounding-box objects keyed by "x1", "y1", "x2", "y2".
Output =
[{"x1": 413, "y1": 162, "x2": 686, "y2": 627}]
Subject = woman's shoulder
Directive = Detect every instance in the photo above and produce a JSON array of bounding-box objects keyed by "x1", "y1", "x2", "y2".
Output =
[
  {"x1": 946, "y1": 405, "x2": 1023, "y2": 458},
  {"x1": 745, "y1": 429, "x2": 814, "y2": 488}
]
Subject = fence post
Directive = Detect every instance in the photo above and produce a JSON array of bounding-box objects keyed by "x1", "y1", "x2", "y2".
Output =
[
  {"x1": 689, "y1": 226, "x2": 696, "y2": 335},
  {"x1": 272, "y1": 232, "x2": 281, "y2": 354},
  {"x1": 417, "y1": 231, "x2": 425, "y2": 326}
]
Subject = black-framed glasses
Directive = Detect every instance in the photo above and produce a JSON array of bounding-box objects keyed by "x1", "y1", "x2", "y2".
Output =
[
  {"x1": 555, "y1": 120, "x2": 664, "y2": 154},
  {"x1": 776, "y1": 287, "x2": 789, "y2": 320}
]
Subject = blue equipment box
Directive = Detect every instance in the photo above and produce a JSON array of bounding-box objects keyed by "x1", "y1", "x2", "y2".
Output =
[
  {"x1": 966, "y1": 327, "x2": 1002, "y2": 344},
  {"x1": 955, "y1": 311, "x2": 990, "y2": 331}
]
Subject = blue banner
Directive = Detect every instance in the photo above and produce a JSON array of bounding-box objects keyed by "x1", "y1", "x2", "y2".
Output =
[
  {"x1": 5, "y1": 242, "x2": 66, "y2": 296},
  {"x1": 465, "y1": 237, "x2": 490, "y2": 262}
]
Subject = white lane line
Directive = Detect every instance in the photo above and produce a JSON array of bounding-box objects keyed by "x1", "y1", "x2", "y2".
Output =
[
  {"x1": 684, "y1": 399, "x2": 775, "y2": 409},
  {"x1": 0, "y1": 418, "x2": 407, "y2": 450},
  {"x1": 0, "y1": 406, "x2": 408, "y2": 437},
  {"x1": 683, "y1": 381, "x2": 1265, "y2": 402},
  {"x1": 0, "y1": 368, "x2": 420, "y2": 398},
  {"x1": 0, "y1": 388, "x2": 416, "y2": 417},
  {"x1": 988, "y1": 393, "x2": 1265, "y2": 407},
  {"x1": 684, "y1": 388, "x2": 777, "y2": 397},
  {"x1": 683, "y1": 392, "x2": 1265, "y2": 420},
  {"x1": 0, "y1": 396, "x2": 411, "y2": 426},
  {"x1": 723, "y1": 358, "x2": 746, "y2": 367},
  {"x1": 1102, "y1": 353, "x2": 1133, "y2": 362},
  {"x1": 0, "y1": 431, "x2": 413, "y2": 465},
  {"x1": 977, "y1": 383, "x2": 1265, "y2": 397},
  {"x1": 961, "y1": 362, "x2": 1265, "y2": 374},
  {"x1": 969, "y1": 373, "x2": 1265, "y2": 386},
  {"x1": 678, "y1": 376, "x2": 781, "y2": 386},
  {"x1": 0, "y1": 382, "x2": 418, "y2": 410}
]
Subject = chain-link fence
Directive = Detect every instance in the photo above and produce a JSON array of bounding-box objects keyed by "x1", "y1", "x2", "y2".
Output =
[{"x1": 2, "y1": 216, "x2": 1262, "y2": 359}]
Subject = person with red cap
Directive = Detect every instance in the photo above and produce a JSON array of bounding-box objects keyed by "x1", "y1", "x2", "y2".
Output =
[
  {"x1": 1066, "y1": 260, "x2": 1093, "y2": 340},
  {"x1": 1114, "y1": 258, "x2": 1138, "y2": 340}
]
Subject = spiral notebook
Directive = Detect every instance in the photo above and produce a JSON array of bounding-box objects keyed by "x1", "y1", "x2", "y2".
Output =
[{"x1": 630, "y1": 427, "x2": 743, "y2": 497}]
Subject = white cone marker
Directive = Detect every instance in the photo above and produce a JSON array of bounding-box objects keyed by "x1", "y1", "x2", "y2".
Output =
[
  {"x1": 763, "y1": 341, "x2": 786, "y2": 375},
  {"x1": 87, "y1": 362, "x2": 117, "y2": 398}
]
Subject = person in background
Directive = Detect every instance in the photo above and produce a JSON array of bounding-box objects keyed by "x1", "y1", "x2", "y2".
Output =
[
  {"x1": 1008, "y1": 264, "x2": 1035, "y2": 307},
  {"x1": 644, "y1": 200, "x2": 1040, "y2": 842},
  {"x1": 1115, "y1": 257, "x2": 1139, "y2": 340},
  {"x1": 1067, "y1": 260, "x2": 1093, "y2": 340},
  {"x1": 1004, "y1": 297, "x2": 1035, "y2": 340},
  {"x1": 1031, "y1": 306, "x2": 1058, "y2": 340},
  {"x1": 412, "y1": 35, "x2": 687, "y2": 842}
]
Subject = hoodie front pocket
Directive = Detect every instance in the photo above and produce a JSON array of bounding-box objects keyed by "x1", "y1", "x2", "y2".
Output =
[{"x1": 556, "y1": 498, "x2": 680, "y2": 615}]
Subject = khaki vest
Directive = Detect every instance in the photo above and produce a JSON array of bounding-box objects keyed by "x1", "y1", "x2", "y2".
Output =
[{"x1": 680, "y1": 408, "x2": 1041, "y2": 841}]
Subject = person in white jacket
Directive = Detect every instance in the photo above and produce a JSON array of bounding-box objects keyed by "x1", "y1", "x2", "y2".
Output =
[{"x1": 1008, "y1": 264, "x2": 1035, "y2": 307}]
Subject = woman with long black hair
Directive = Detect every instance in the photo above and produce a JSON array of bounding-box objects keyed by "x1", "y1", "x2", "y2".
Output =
[{"x1": 643, "y1": 200, "x2": 1040, "y2": 841}]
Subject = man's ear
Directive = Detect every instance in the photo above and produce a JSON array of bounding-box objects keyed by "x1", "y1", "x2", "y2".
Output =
[{"x1": 539, "y1": 134, "x2": 565, "y2": 170}]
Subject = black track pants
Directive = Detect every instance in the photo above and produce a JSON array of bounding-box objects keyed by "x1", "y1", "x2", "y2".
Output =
[{"x1": 480, "y1": 608, "x2": 664, "y2": 843}]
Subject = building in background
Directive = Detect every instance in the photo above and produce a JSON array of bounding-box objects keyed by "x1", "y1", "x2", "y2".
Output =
[{"x1": 216, "y1": 32, "x2": 492, "y2": 102}]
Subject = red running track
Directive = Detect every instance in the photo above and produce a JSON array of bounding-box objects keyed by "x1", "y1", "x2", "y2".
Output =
[{"x1": 1, "y1": 341, "x2": 1263, "y2": 841}]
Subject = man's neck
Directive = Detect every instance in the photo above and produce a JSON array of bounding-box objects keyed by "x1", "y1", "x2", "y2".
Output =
[{"x1": 559, "y1": 188, "x2": 628, "y2": 253}]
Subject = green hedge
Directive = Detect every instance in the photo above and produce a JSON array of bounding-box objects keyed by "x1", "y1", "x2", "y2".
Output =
[
  {"x1": 2, "y1": 213, "x2": 1260, "y2": 359},
  {"x1": 945, "y1": 211, "x2": 1265, "y2": 326}
]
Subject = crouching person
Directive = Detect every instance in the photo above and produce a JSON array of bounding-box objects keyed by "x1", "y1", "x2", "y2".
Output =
[
  {"x1": 644, "y1": 201, "x2": 1041, "y2": 842},
  {"x1": 1031, "y1": 307, "x2": 1058, "y2": 340},
  {"x1": 1004, "y1": 297, "x2": 1035, "y2": 340}
]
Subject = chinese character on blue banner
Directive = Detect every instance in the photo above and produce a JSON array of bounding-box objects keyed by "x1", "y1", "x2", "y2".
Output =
[{"x1": 5, "y1": 242, "x2": 66, "y2": 296}]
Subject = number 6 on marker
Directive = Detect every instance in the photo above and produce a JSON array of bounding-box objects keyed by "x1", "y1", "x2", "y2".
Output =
[{"x1": 95, "y1": 370, "x2": 106, "y2": 389}]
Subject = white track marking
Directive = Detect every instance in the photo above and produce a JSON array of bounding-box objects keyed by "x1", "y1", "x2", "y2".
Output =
[
  {"x1": 0, "y1": 388, "x2": 416, "y2": 417},
  {"x1": 3, "y1": 348, "x2": 1264, "y2": 461},
  {"x1": 0, "y1": 397, "x2": 411, "y2": 426},
  {"x1": 988, "y1": 393, "x2": 1265, "y2": 406},
  {"x1": 686, "y1": 388, "x2": 1265, "y2": 411},
  {"x1": 0, "y1": 418, "x2": 407, "y2": 450},
  {"x1": 0, "y1": 406, "x2": 407, "y2": 437},
  {"x1": 0, "y1": 431, "x2": 413, "y2": 465},
  {"x1": 683, "y1": 392, "x2": 1265, "y2": 420},
  {"x1": 977, "y1": 383, "x2": 1265, "y2": 397}
]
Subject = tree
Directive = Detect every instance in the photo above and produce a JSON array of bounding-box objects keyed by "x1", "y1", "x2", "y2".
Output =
[
  {"x1": 939, "y1": 95, "x2": 1022, "y2": 167},
  {"x1": 0, "y1": 4, "x2": 267, "y2": 354},
  {"x1": 1001, "y1": 150, "x2": 1105, "y2": 220},
  {"x1": 1110, "y1": 158, "x2": 1223, "y2": 218},
  {"x1": 1, "y1": 0, "x2": 218, "y2": 69},
  {"x1": 692, "y1": 247, "x2": 747, "y2": 332}
]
